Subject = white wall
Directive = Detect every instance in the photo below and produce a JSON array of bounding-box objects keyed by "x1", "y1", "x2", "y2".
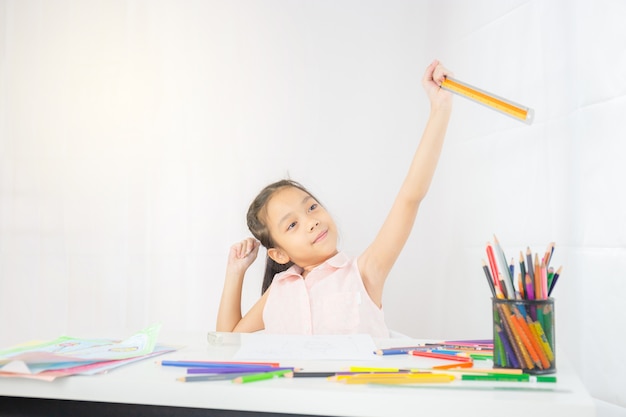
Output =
[{"x1": 1, "y1": 0, "x2": 624, "y2": 412}]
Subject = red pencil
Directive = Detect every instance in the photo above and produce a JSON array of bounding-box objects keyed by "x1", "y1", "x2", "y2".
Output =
[
  {"x1": 408, "y1": 351, "x2": 473, "y2": 362},
  {"x1": 486, "y1": 243, "x2": 502, "y2": 295}
]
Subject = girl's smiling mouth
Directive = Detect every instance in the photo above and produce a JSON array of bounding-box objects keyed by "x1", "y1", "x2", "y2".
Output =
[{"x1": 313, "y1": 230, "x2": 328, "y2": 244}]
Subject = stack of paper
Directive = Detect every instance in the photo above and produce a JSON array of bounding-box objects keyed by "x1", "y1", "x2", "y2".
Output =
[{"x1": 0, "y1": 323, "x2": 177, "y2": 381}]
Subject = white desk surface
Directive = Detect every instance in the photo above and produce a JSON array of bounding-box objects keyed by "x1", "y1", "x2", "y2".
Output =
[{"x1": 0, "y1": 332, "x2": 596, "y2": 417}]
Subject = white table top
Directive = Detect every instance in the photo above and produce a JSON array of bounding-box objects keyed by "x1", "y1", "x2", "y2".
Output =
[{"x1": 0, "y1": 332, "x2": 596, "y2": 417}]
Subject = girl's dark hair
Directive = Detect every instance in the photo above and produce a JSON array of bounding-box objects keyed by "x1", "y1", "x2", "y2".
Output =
[{"x1": 246, "y1": 179, "x2": 320, "y2": 294}]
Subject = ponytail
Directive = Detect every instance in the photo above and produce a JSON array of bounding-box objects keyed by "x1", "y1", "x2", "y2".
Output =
[{"x1": 262, "y1": 255, "x2": 292, "y2": 294}]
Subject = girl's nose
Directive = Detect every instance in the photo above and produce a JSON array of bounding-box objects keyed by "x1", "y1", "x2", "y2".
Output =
[{"x1": 310, "y1": 220, "x2": 320, "y2": 231}]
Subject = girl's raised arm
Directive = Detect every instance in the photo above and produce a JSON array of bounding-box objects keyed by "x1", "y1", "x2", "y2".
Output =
[{"x1": 358, "y1": 60, "x2": 453, "y2": 307}]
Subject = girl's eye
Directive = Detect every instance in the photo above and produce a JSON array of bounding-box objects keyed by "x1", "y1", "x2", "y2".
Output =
[
  {"x1": 287, "y1": 221, "x2": 297, "y2": 231},
  {"x1": 309, "y1": 203, "x2": 318, "y2": 212}
]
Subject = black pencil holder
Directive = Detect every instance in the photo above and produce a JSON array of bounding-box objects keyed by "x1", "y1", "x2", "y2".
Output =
[{"x1": 492, "y1": 298, "x2": 556, "y2": 375}]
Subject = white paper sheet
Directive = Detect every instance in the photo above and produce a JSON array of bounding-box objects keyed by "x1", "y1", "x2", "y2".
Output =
[{"x1": 233, "y1": 333, "x2": 380, "y2": 361}]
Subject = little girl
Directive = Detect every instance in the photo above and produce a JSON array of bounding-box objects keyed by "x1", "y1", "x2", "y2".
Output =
[{"x1": 217, "y1": 59, "x2": 453, "y2": 337}]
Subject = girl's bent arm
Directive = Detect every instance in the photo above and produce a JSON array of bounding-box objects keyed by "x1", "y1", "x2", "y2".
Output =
[
  {"x1": 216, "y1": 238, "x2": 265, "y2": 332},
  {"x1": 358, "y1": 60, "x2": 453, "y2": 306},
  {"x1": 232, "y1": 290, "x2": 268, "y2": 333}
]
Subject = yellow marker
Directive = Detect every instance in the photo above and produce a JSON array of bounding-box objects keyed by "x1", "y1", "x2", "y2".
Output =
[{"x1": 441, "y1": 76, "x2": 534, "y2": 124}]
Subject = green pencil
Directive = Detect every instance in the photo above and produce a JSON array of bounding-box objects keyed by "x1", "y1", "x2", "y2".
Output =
[
  {"x1": 463, "y1": 374, "x2": 530, "y2": 382},
  {"x1": 232, "y1": 369, "x2": 293, "y2": 384},
  {"x1": 462, "y1": 374, "x2": 556, "y2": 383},
  {"x1": 178, "y1": 373, "x2": 252, "y2": 382}
]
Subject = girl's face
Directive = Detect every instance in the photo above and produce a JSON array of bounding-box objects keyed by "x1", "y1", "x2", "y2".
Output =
[{"x1": 264, "y1": 186, "x2": 338, "y2": 272}]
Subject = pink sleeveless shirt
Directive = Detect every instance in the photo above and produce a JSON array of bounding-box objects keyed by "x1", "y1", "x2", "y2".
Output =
[{"x1": 262, "y1": 252, "x2": 390, "y2": 338}]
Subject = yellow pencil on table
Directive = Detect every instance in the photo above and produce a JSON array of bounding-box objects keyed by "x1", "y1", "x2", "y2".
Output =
[
  {"x1": 440, "y1": 76, "x2": 534, "y2": 124},
  {"x1": 331, "y1": 372, "x2": 427, "y2": 382},
  {"x1": 436, "y1": 367, "x2": 524, "y2": 375},
  {"x1": 348, "y1": 366, "x2": 409, "y2": 373},
  {"x1": 332, "y1": 373, "x2": 455, "y2": 385}
]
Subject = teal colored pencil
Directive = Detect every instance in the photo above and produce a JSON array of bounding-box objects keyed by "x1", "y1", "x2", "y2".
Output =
[
  {"x1": 519, "y1": 251, "x2": 527, "y2": 297},
  {"x1": 548, "y1": 266, "x2": 562, "y2": 296}
]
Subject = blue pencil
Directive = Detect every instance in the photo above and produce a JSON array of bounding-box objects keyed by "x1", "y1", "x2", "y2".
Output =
[{"x1": 374, "y1": 346, "x2": 426, "y2": 356}]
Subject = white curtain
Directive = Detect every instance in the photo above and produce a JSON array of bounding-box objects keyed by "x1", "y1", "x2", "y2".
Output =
[{"x1": 1, "y1": 0, "x2": 624, "y2": 412}]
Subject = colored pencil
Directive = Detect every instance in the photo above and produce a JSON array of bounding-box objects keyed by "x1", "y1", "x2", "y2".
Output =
[
  {"x1": 493, "y1": 235, "x2": 515, "y2": 298},
  {"x1": 548, "y1": 266, "x2": 562, "y2": 296},
  {"x1": 287, "y1": 372, "x2": 337, "y2": 378},
  {"x1": 348, "y1": 366, "x2": 411, "y2": 373},
  {"x1": 432, "y1": 361, "x2": 474, "y2": 370},
  {"x1": 534, "y1": 254, "x2": 542, "y2": 299},
  {"x1": 496, "y1": 303, "x2": 532, "y2": 370},
  {"x1": 482, "y1": 259, "x2": 496, "y2": 297},
  {"x1": 544, "y1": 242, "x2": 555, "y2": 267},
  {"x1": 438, "y1": 340, "x2": 493, "y2": 348},
  {"x1": 177, "y1": 373, "x2": 255, "y2": 382},
  {"x1": 232, "y1": 369, "x2": 293, "y2": 384},
  {"x1": 513, "y1": 308, "x2": 550, "y2": 369},
  {"x1": 333, "y1": 373, "x2": 456, "y2": 385},
  {"x1": 526, "y1": 317, "x2": 554, "y2": 364},
  {"x1": 461, "y1": 374, "x2": 556, "y2": 382},
  {"x1": 507, "y1": 309, "x2": 542, "y2": 369},
  {"x1": 374, "y1": 346, "x2": 425, "y2": 355},
  {"x1": 526, "y1": 247, "x2": 535, "y2": 284},
  {"x1": 547, "y1": 267, "x2": 555, "y2": 292},
  {"x1": 441, "y1": 366, "x2": 523, "y2": 375},
  {"x1": 530, "y1": 321, "x2": 554, "y2": 362},
  {"x1": 408, "y1": 351, "x2": 473, "y2": 362},
  {"x1": 486, "y1": 243, "x2": 503, "y2": 296},
  {"x1": 187, "y1": 366, "x2": 293, "y2": 375},
  {"x1": 525, "y1": 273, "x2": 535, "y2": 301},
  {"x1": 495, "y1": 324, "x2": 519, "y2": 369},
  {"x1": 159, "y1": 360, "x2": 280, "y2": 368},
  {"x1": 541, "y1": 262, "x2": 548, "y2": 299}
]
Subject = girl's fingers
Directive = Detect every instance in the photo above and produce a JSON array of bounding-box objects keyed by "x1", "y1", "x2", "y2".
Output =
[
  {"x1": 240, "y1": 238, "x2": 260, "y2": 258},
  {"x1": 423, "y1": 59, "x2": 439, "y2": 86},
  {"x1": 433, "y1": 64, "x2": 453, "y2": 85},
  {"x1": 423, "y1": 59, "x2": 453, "y2": 88},
  {"x1": 243, "y1": 240, "x2": 253, "y2": 257}
]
